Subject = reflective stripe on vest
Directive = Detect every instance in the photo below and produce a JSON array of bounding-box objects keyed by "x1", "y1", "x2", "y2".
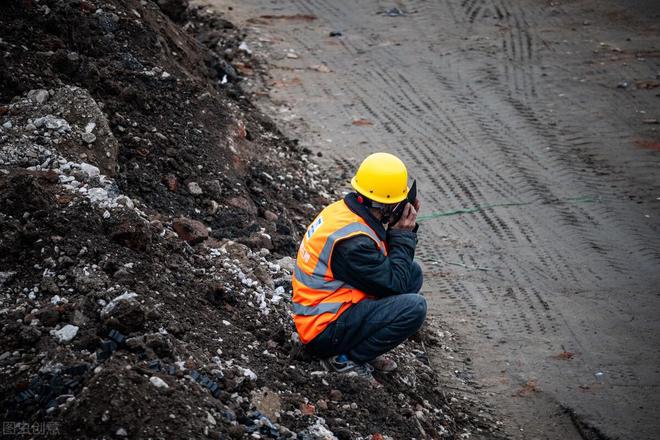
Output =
[
  {"x1": 293, "y1": 222, "x2": 381, "y2": 296},
  {"x1": 291, "y1": 301, "x2": 344, "y2": 316}
]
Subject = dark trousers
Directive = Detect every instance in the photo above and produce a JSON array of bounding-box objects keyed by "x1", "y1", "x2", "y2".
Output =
[{"x1": 305, "y1": 263, "x2": 426, "y2": 363}]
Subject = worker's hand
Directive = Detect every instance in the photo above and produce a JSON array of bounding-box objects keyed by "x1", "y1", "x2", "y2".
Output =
[
  {"x1": 413, "y1": 198, "x2": 421, "y2": 212},
  {"x1": 391, "y1": 202, "x2": 417, "y2": 230}
]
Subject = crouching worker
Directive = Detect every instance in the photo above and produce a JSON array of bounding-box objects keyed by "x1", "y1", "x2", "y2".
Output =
[{"x1": 291, "y1": 152, "x2": 426, "y2": 386}]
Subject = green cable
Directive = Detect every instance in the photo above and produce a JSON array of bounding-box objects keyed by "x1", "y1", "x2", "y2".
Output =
[{"x1": 416, "y1": 195, "x2": 600, "y2": 223}]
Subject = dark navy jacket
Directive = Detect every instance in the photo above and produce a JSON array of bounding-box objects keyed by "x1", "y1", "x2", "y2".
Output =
[{"x1": 330, "y1": 193, "x2": 422, "y2": 297}]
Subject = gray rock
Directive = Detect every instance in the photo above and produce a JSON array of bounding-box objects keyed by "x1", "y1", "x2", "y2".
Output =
[
  {"x1": 275, "y1": 256, "x2": 295, "y2": 273},
  {"x1": 50, "y1": 324, "x2": 79, "y2": 343},
  {"x1": 101, "y1": 291, "x2": 138, "y2": 317},
  {"x1": 27, "y1": 89, "x2": 49, "y2": 105},
  {"x1": 33, "y1": 115, "x2": 70, "y2": 131},
  {"x1": 79, "y1": 163, "x2": 100, "y2": 177},
  {"x1": 102, "y1": 291, "x2": 145, "y2": 333},
  {"x1": 81, "y1": 132, "x2": 96, "y2": 144},
  {"x1": 187, "y1": 181, "x2": 203, "y2": 195},
  {"x1": 149, "y1": 376, "x2": 169, "y2": 389}
]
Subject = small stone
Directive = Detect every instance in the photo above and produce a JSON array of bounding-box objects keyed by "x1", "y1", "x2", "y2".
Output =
[
  {"x1": 28, "y1": 89, "x2": 50, "y2": 104},
  {"x1": 187, "y1": 181, "x2": 203, "y2": 195},
  {"x1": 50, "y1": 324, "x2": 79, "y2": 343},
  {"x1": 150, "y1": 376, "x2": 169, "y2": 389},
  {"x1": 263, "y1": 210, "x2": 278, "y2": 222},
  {"x1": 329, "y1": 389, "x2": 343, "y2": 401},
  {"x1": 79, "y1": 163, "x2": 100, "y2": 177},
  {"x1": 206, "y1": 412, "x2": 216, "y2": 425},
  {"x1": 238, "y1": 41, "x2": 252, "y2": 54},
  {"x1": 2, "y1": 121, "x2": 12, "y2": 129},
  {"x1": 310, "y1": 64, "x2": 331, "y2": 73},
  {"x1": 163, "y1": 174, "x2": 178, "y2": 191},
  {"x1": 275, "y1": 256, "x2": 294, "y2": 273},
  {"x1": 102, "y1": 291, "x2": 145, "y2": 333},
  {"x1": 115, "y1": 196, "x2": 135, "y2": 209},
  {"x1": 316, "y1": 399, "x2": 328, "y2": 410},
  {"x1": 101, "y1": 291, "x2": 138, "y2": 317},
  {"x1": 241, "y1": 232, "x2": 272, "y2": 250},
  {"x1": 173, "y1": 217, "x2": 209, "y2": 244},
  {"x1": 81, "y1": 132, "x2": 96, "y2": 144},
  {"x1": 116, "y1": 428, "x2": 128, "y2": 437},
  {"x1": 228, "y1": 196, "x2": 257, "y2": 214},
  {"x1": 36, "y1": 115, "x2": 70, "y2": 131},
  {"x1": 300, "y1": 402, "x2": 315, "y2": 415}
]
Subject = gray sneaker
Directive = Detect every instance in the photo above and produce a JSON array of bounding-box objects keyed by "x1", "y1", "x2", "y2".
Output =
[{"x1": 320, "y1": 355, "x2": 382, "y2": 387}]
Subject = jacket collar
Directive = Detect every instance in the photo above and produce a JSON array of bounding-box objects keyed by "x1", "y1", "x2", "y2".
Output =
[{"x1": 343, "y1": 192, "x2": 387, "y2": 241}]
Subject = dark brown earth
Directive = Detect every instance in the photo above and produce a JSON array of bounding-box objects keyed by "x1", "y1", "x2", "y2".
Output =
[{"x1": 0, "y1": 1, "x2": 503, "y2": 439}]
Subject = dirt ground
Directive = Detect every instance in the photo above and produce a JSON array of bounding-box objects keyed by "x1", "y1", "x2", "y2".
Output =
[{"x1": 214, "y1": 0, "x2": 660, "y2": 439}]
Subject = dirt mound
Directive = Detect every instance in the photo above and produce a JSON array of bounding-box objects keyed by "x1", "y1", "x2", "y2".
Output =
[{"x1": 0, "y1": 1, "x2": 502, "y2": 438}]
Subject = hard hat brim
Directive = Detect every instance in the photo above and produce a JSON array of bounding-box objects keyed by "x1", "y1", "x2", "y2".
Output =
[{"x1": 351, "y1": 176, "x2": 409, "y2": 204}]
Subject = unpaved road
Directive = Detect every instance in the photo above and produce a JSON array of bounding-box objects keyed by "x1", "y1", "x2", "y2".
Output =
[{"x1": 214, "y1": 0, "x2": 660, "y2": 438}]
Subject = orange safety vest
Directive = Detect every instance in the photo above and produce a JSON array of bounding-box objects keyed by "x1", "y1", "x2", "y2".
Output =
[{"x1": 292, "y1": 200, "x2": 387, "y2": 344}]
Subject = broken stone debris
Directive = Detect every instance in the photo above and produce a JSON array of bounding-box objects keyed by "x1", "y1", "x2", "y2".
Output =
[
  {"x1": 149, "y1": 376, "x2": 169, "y2": 389},
  {"x1": 50, "y1": 324, "x2": 79, "y2": 343}
]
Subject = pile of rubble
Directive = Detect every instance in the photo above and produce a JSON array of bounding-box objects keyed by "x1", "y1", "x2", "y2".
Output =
[{"x1": 0, "y1": 0, "x2": 503, "y2": 438}]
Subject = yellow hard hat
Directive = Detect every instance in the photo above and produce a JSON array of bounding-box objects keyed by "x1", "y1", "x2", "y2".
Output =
[{"x1": 351, "y1": 152, "x2": 409, "y2": 204}]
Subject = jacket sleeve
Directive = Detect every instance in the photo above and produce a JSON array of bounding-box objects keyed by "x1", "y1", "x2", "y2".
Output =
[{"x1": 330, "y1": 229, "x2": 419, "y2": 297}]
